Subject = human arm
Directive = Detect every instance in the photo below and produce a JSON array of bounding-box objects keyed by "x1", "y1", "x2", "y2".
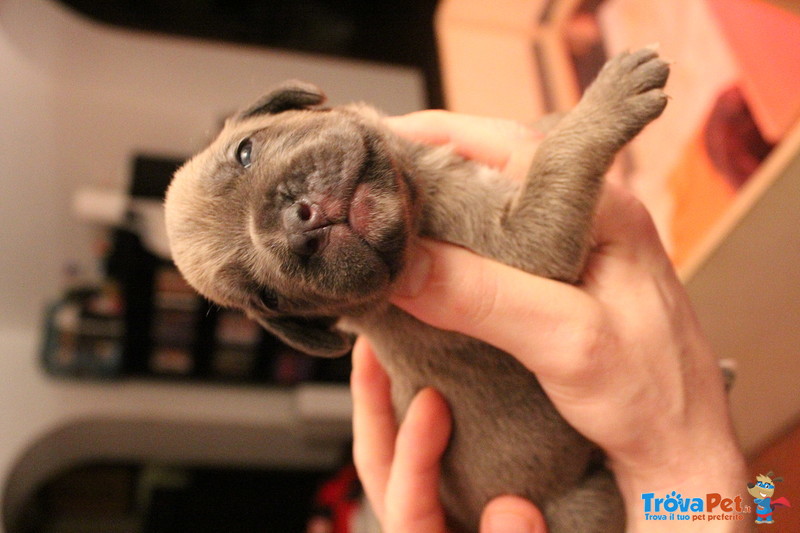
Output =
[{"x1": 352, "y1": 110, "x2": 750, "y2": 532}]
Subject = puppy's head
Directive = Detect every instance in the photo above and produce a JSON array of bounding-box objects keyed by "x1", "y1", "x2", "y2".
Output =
[{"x1": 165, "y1": 81, "x2": 417, "y2": 356}]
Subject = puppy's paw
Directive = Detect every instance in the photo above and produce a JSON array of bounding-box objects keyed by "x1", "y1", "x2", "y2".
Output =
[{"x1": 583, "y1": 47, "x2": 670, "y2": 139}]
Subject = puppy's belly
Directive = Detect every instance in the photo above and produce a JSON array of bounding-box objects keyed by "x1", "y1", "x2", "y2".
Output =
[{"x1": 350, "y1": 308, "x2": 594, "y2": 532}]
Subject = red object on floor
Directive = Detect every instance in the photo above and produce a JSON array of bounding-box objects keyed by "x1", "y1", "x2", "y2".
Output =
[{"x1": 309, "y1": 464, "x2": 362, "y2": 533}]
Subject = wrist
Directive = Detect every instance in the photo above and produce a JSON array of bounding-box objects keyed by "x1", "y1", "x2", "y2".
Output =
[{"x1": 612, "y1": 438, "x2": 752, "y2": 532}]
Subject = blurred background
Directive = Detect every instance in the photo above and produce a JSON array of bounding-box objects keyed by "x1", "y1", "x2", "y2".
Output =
[{"x1": 1, "y1": 0, "x2": 799, "y2": 531}]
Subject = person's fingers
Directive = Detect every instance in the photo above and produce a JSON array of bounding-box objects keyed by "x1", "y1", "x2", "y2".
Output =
[
  {"x1": 351, "y1": 337, "x2": 396, "y2": 520},
  {"x1": 590, "y1": 183, "x2": 667, "y2": 263},
  {"x1": 583, "y1": 183, "x2": 676, "y2": 297},
  {"x1": 480, "y1": 495, "x2": 548, "y2": 533},
  {"x1": 390, "y1": 241, "x2": 605, "y2": 382},
  {"x1": 384, "y1": 111, "x2": 541, "y2": 177},
  {"x1": 384, "y1": 387, "x2": 452, "y2": 533}
]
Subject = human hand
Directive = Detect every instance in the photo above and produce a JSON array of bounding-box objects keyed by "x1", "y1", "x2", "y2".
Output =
[
  {"x1": 373, "y1": 110, "x2": 748, "y2": 531},
  {"x1": 351, "y1": 336, "x2": 548, "y2": 533}
]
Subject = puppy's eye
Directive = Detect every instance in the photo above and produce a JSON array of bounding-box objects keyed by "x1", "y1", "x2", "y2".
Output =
[
  {"x1": 236, "y1": 138, "x2": 253, "y2": 168},
  {"x1": 258, "y1": 286, "x2": 280, "y2": 311}
]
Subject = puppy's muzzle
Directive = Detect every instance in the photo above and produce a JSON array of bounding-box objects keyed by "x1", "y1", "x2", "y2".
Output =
[{"x1": 282, "y1": 199, "x2": 332, "y2": 257}]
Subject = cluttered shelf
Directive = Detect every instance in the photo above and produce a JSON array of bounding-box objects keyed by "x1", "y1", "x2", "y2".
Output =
[{"x1": 45, "y1": 155, "x2": 351, "y2": 388}]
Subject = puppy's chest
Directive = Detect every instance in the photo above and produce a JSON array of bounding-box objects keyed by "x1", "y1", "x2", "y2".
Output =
[
  {"x1": 344, "y1": 306, "x2": 537, "y2": 392},
  {"x1": 411, "y1": 151, "x2": 517, "y2": 255}
]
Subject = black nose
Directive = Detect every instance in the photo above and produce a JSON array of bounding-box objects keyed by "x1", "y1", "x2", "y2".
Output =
[{"x1": 282, "y1": 200, "x2": 331, "y2": 257}]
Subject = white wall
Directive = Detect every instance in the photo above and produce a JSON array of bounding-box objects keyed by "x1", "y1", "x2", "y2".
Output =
[
  {"x1": 0, "y1": 0, "x2": 425, "y2": 342},
  {"x1": 0, "y1": 1, "x2": 424, "y2": 529}
]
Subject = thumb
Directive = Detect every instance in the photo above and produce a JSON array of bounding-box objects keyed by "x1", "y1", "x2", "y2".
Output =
[
  {"x1": 480, "y1": 495, "x2": 548, "y2": 533},
  {"x1": 390, "y1": 239, "x2": 600, "y2": 375}
]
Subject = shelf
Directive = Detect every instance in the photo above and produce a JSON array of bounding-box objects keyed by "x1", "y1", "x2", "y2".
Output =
[{"x1": 1, "y1": 336, "x2": 353, "y2": 530}]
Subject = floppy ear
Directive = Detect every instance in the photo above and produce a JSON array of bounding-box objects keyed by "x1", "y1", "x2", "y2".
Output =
[
  {"x1": 254, "y1": 314, "x2": 354, "y2": 357},
  {"x1": 237, "y1": 80, "x2": 326, "y2": 120}
]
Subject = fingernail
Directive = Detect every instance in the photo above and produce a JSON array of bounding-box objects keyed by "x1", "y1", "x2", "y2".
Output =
[
  {"x1": 487, "y1": 512, "x2": 536, "y2": 533},
  {"x1": 392, "y1": 243, "x2": 432, "y2": 298}
]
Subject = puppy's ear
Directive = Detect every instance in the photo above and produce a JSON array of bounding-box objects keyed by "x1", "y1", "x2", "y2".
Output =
[
  {"x1": 237, "y1": 80, "x2": 326, "y2": 120},
  {"x1": 254, "y1": 314, "x2": 354, "y2": 358}
]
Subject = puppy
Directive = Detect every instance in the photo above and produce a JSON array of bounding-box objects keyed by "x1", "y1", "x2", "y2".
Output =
[{"x1": 165, "y1": 49, "x2": 669, "y2": 532}]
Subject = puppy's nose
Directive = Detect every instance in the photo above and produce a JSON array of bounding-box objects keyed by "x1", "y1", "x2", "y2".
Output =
[{"x1": 283, "y1": 200, "x2": 331, "y2": 257}]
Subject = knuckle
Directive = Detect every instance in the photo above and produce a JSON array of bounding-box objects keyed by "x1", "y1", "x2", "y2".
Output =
[
  {"x1": 412, "y1": 109, "x2": 451, "y2": 128},
  {"x1": 352, "y1": 442, "x2": 373, "y2": 475},
  {"x1": 603, "y1": 184, "x2": 664, "y2": 247},
  {"x1": 352, "y1": 442, "x2": 367, "y2": 471},
  {"x1": 555, "y1": 303, "x2": 611, "y2": 380},
  {"x1": 620, "y1": 189, "x2": 660, "y2": 239}
]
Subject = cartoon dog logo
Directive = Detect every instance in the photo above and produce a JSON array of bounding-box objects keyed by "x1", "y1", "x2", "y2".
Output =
[{"x1": 747, "y1": 471, "x2": 791, "y2": 524}]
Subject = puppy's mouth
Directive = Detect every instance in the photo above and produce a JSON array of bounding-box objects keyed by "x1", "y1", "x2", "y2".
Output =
[
  {"x1": 347, "y1": 180, "x2": 372, "y2": 236},
  {"x1": 308, "y1": 134, "x2": 406, "y2": 274},
  {"x1": 249, "y1": 131, "x2": 409, "y2": 303},
  {"x1": 347, "y1": 181, "x2": 387, "y2": 247},
  {"x1": 336, "y1": 178, "x2": 406, "y2": 280}
]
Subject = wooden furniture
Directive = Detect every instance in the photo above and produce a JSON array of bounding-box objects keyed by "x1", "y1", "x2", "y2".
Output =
[{"x1": 436, "y1": 0, "x2": 800, "y2": 455}]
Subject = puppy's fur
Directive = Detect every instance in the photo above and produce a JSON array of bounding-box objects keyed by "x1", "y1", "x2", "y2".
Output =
[{"x1": 165, "y1": 49, "x2": 669, "y2": 532}]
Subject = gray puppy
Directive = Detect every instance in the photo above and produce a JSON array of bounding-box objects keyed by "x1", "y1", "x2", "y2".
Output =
[{"x1": 165, "y1": 48, "x2": 669, "y2": 532}]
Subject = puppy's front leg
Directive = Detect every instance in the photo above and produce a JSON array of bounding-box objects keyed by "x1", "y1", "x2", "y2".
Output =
[{"x1": 500, "y1": 48, "x2": 669, "y2": 281}]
